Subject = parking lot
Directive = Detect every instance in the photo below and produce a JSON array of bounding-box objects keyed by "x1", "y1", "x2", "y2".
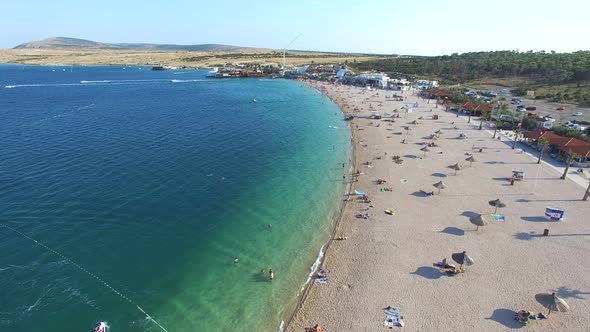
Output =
[{"x1": 463, "y1": 85, "x2": 590, "y2": 126}]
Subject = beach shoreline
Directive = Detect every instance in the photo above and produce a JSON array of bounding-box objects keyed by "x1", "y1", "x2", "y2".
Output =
[
  {"x1": 286, "y1": 81, "x2": 590, "y2": 331},
  {"x1": 279, "y1": 80, "x2": 357, "y2": 331}
]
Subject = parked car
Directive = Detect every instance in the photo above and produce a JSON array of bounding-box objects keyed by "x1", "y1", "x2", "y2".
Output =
[
  {"x1": 525, "y1": 106, "x2": 536, "y2": 111},
  {"x1": 502, "y1": 122, "x2": 515, "y2": 130},
  {"x1": 573, "y1": 112, "x2": 583, "y2": 116}
]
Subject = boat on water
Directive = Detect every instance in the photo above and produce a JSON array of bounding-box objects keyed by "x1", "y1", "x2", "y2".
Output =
[
  {"x1": 90, "y1": 322, "x2": 107, "y2": 332},
  {"x1": 206, "y1": 67, "x2": 219, "y2": 77},
  {"x1": 151, "y1": 65, "x2": 177, "y2": 71},
  {"x1": 206, "y1": 67, "x2": 266, "y2": 78}
]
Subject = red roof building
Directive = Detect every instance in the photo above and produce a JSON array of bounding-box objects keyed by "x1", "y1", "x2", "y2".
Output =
[
  {"x1": 426, "y1": 88, "x2": 450, "y2": 98},
  {"x1": 460, "y1": 102, "x2": 492, "y2": 112},
  {"x1": 523, "y1": 131, "x2": 590, "y2": 160}
]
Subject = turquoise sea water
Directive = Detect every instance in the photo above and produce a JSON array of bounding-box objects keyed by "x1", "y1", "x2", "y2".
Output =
[{"x1": 0, "y1": 65, "x2": 350, "y2": 331}]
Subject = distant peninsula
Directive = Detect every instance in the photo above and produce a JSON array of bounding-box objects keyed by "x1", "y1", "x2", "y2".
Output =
[
  {"x1": 13, "y1": 37, "x2": 258, "y2": 52},
  {"x1": 0, "y1": 37, "x2": 380, "y2": 68}
]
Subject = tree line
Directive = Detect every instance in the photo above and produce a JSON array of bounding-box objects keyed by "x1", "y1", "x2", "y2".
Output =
[{"x1": 354, "y1": 50, "x2": 590, "y2": 86}]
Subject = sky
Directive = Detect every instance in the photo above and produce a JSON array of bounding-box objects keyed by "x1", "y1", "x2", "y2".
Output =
[{"x1": 1, "y1": 0, "x2": 588, "y2": 55}]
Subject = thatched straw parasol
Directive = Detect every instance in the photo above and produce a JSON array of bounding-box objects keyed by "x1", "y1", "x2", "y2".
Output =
[
  {"x1": 420, "y1": 146, "x2": 430, "y2": 157},
  {"x1": 451, "y1": 251, "x2": 474, "y2": 270},
  {"x1": 488, "y1": 198, "x2": 506, "y2": 214},
  {"x1": 535, "y1": 292, "x2": 570, "y2": 316},
  {"x1": 433, "y1": 181, "x2": 446, "y2": 194},
  {"x1": 469, "y1": 214, "x2": 489, "y2": 231},
  {"x1": 449, "y1": 163, "x2": 461, "y2": 175}
]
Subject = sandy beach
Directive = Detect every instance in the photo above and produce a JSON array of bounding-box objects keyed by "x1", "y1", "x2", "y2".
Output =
[{"x1": 287, "y1": 82, "x2": 590, "y2": 331}]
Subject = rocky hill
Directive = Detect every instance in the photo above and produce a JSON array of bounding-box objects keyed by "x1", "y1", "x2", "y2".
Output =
[{"x1": 13, "y1": 37, "x2": 255, "y2": 52}]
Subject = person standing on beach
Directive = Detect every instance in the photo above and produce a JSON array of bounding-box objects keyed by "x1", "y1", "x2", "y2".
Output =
[{"x1": 269, "y1": 269, "x2": 274, "y2": 281}]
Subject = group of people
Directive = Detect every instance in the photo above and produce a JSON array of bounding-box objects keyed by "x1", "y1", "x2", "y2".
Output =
[
  {"x1": 90, "y1": 322, "x2": 106, "y2": 332},
  {"x1": 234, "y1": 257, "x2": 275, "y2": 281},
  {"x1": 434, "y1": 258, "x2": 463, "y2": 275},
  {"x1": 260, "y1": 268, "x2": 274, "y2": 281}
]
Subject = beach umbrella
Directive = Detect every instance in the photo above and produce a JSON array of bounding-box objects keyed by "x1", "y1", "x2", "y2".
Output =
[
  {"x1": 465, "y1": 155, "x2": 475, "y2": 167},
  {"x1": 403, "y1": 126, "x2": 411, "y2": 134},
  {"x1": 435, "y1": 129, "x2": 442, "y2": 135},
  {"x1": 433, "y1": 181, "x2": 446, "y2": 194},
  {"x1": 469, "y1": 214, "x2": 489, "y2": 231},
  {"x1": 420, "y1": 146, "x2": 430, "y2": 157},
  {"x1": 469, "y1": 214, "x2": 489, "y2": 230},
  {"x1": 488, "y1": 198, "x2": 506, "y2": 214},
  {"x1": 535, "y1": 292, "x2": 570, "y2": 316},
  {"x1": 449, "y1": 163, "x2": 461, "y2": 175},
  {"x1": 451, "y1": 251, "x2": 474, "y2": 270},
  {"x1": 410, "y1": 120, "x2": 419, "y2": 125}
]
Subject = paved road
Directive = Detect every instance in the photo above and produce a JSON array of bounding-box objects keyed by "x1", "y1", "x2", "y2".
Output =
[{"x1": 455, "y1": 111, "x2": 590, "y2": 190}]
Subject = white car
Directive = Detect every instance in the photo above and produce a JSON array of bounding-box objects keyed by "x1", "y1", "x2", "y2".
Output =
[{"x1": 573, "y1": 112, "x2": 583, "y2": 116}]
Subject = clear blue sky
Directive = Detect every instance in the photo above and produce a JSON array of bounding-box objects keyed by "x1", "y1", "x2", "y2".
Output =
[{"x1": 1, "y1": 0, "x2": 588, "y2": 55}]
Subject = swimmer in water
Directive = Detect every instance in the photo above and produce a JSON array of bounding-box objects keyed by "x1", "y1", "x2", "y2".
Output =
[
  {"x1": 234, "y1": 257, "x2": 239, "y2": 264},
  {"x1": 269, "y1": 269, "x2": 274, "y2": 281}
]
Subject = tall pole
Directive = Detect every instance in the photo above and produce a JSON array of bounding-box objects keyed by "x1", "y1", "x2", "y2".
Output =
[
  {"x1": 282, "y1": 34, "x2": 301, "y2": 75},
  {"x1": 512, "y1": 131, "x2": 519, "y2": 149},
  {"x1": 583, "y1": 181, "x2": 590, "y2": 201}
]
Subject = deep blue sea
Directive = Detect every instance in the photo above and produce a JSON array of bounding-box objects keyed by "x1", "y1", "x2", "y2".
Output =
[{"x1": 0, "y1": 65, "x2": 350, "y2": 331}]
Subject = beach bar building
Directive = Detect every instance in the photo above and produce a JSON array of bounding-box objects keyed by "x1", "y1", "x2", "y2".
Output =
[
  {"x1": 344, "y1": 72, "x2": 390, "y2": 88},
  {"x1": 523, "y1": 130, "x2": 590, "y2": 165}
]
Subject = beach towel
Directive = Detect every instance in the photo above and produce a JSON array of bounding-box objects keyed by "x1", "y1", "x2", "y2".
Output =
[
  {"x1": 315, "y1": 278, "x2": 328, "y2": 284},
  {"x1": 491, "y1": 214, "x2": 505, "y2": 222},
  {"x1": 384, "y1": 314, "x2": 404, "y2": 328},
  {"x1": 384, "y1": 307, "x2": 400, "y2": 315},
  {"x1": 354, "y1": 190, "x2": 365, "y2": 195},
  {"x1": 400, "y1": 179, "x2": 408, "y2": 184}
]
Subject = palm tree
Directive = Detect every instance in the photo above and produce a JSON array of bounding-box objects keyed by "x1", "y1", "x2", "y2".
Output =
[
  {"x1": 512, "y1": 130, "x2": 520, "y2": 149},
  {"x1": 492, "y1": 120, "x2": 503, "y2": 138},
  {"x1": 583, "y1": 181, "x2": 590, "y2": 201},
  {"x1": 537, "y1": 137, "x2": 550, "y2": 164},
  {"x1": 560, "y1": 150, "x2": 580, "y2": 180},
  {"x1": 467, "y1": 109, "x2": 473, "y2": 123},
  {"x1": 479, "y1": 111, "x2": 490, "y2": 130}
]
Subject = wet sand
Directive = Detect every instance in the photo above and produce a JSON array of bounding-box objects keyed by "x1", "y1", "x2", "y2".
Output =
[{"x1": 287, "y1": 81, "x2": 590, "y2": 331}]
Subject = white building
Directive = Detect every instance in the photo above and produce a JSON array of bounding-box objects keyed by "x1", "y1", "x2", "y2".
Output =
[
  {"x1": 415, "y1": 79, "x2": 438, "y2": 89},
  {"x1": 357, "y1": 72, "x2": 389, "y2": 88}
]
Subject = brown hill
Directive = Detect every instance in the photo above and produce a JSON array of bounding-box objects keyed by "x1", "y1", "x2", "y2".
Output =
[{"x1": 14, "y1": 37, "x2": 258, "y2": 52}]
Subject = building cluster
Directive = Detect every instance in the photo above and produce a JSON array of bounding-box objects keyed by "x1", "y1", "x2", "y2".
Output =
[
  {"x1": 523, "y1": 130, "x2": 590, "y2": 165},
  {"x1": 206, "y1": 62, "x2": 438, "y2": 92}
]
